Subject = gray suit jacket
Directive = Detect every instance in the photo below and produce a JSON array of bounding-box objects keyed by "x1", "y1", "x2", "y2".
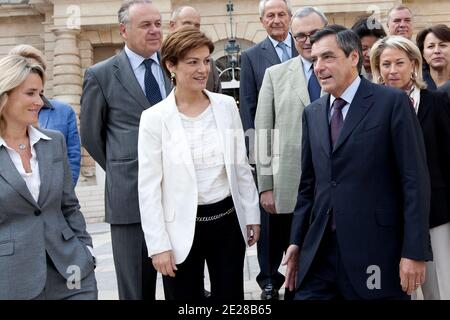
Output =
[
  {"x1": 239, "y1": 35, "x2": 298, "y2": 132},
  {"x1": 206, "y1": 58, "x2": 222, "y2": 93},
  {"x1": 255, "y1": 57, "x2": 310, "y2": 213},
  {"x1": 80, "y1": 50, "x2": 171, "y2": 224},
  {"x1": 0, "y1": 129, "x2": 94, "y2": 300}
]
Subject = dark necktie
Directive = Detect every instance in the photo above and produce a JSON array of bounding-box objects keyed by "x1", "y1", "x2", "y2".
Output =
[
  {"x1": 277, "y1": 42, "x2": 290, "y2": 62},
  {"x1": 307, "y1": 66, "x2": 321, "y2": 102},
  {"x1": 330, "y1": 98, "x2": 347, "y2": 148},
  {"x1": 143, "y1": 59, "x2": 162, "y2": 106}
]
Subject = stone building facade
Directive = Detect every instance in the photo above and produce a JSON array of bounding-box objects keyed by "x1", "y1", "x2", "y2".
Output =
[{"x1": 1, "y1": 0, "x2": 450, "y2": 182}]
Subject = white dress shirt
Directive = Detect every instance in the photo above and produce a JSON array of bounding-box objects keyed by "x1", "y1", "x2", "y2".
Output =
[
  {"x1": 329, "y1": 76, "x2": 362, "y2": 122},
  {"x1": 124, "y1": 45, "x2": 167, "y2": 99}
]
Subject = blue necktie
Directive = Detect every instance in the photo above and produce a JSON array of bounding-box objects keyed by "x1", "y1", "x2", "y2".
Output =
[
  {"x1": 143, "y1": 59, "x2": 162, "y2": 106},
  {"x1": 308, "y1": 66, "x2": 321, "y2": 102},
  {"x1": 277, "y1": 42, "x2": 290, "y2": 62}
]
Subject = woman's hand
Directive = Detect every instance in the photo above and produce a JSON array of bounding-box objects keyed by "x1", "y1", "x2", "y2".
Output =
[
  {"x1": 151, "y1": 250, "x2": 178, "y2": 277},
  {"x1": 246, "y1": 224, "x2": 261, "y2": 246}
]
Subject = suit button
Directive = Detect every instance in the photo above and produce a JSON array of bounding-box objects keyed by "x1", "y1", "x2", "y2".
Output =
[
  {"x1": 331, "y1": 181, "x2": 337, "y2": 187},
  {"x1": 34, "y1": 210, "x2": 41, "y2": 216}
]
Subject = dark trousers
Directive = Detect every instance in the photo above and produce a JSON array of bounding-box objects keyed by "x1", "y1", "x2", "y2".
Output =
[
  {"x1": 110, "y1": 223, "x2": 157, "y2": 300},
  {"x1": 162, "y1": 197, "x2": 246, "y2": 300},
  {"x1": 256, "y1": 207, "x2": 293, "y2": 299},
  {"x1": 295, "y1": 230, "x2": 409, "y2": 300}
]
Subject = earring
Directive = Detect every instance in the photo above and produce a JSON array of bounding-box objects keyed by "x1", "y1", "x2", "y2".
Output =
[
  {"x1": 377, "y1": 75, "x2": 385, "y2": 84},
  {"x1": 411, "y1": 71, "x2": 417, "y2": 82},
  {"x1": 170, "y1": 71, "x2": 176, "y2": 86}
]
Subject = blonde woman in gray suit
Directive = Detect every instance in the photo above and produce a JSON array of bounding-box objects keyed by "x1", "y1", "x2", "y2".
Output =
[{"x1": 0, "y1": 55, "x2": 97, "y2": 299}]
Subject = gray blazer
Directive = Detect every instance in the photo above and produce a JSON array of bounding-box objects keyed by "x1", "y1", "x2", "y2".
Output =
[
  {"x1": 239, "y1": 36, "x2": 298, "y2": 132},
  {"x1": 0, "y1": 129, "x2": 94, "y2": 300},
  {"x1": 255, "y1": 57, "x2": 310, "y2": 213},
  {"x1": 206, "y1": 58, "x2": 222, "y2": 93},
  {"x1": 80, "y1": 50, "x2": 171, "y2": 224}
]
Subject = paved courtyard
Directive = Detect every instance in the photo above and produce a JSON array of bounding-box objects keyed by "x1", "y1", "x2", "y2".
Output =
[{"x1": 86, "y1": 222, "x2": 287, "y2": 300}]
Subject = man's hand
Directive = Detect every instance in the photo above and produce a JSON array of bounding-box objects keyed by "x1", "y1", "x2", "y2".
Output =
[
  {"x1": 247, "y1": 224, "x2": 261, "y2": 246},
  {"x1": 282, "y1": 244, "x2": 300, "y2": 292},
  {"x1": 399, "y1": 258, "x2": 426, "y2": 295},
  {"x1": 260, "y1": 190, "x2": 277, "y2": 214},
  {"x1": 151, "y1": 250, "x2": 177, "y2": 277}
]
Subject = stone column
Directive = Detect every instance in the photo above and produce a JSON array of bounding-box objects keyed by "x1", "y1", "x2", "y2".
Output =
[{"x1": 51, "y1": 28, "x2": 82, "y2": 114}]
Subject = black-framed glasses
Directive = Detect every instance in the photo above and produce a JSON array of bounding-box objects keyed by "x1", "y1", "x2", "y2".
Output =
[{"x1": 293, "y1": 30, "x2": 319, "y2": 42}]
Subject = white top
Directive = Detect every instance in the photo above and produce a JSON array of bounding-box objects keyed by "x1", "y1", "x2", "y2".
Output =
[
  {"x1": 0, "y1": 126, "x2": 51, "y2": 203},
  {"x1": 179, "y1": 106, "x2": 231, "y2": 205},
  {"x1": 124, "y1": 45, "x2": 167, "y2": 99}
]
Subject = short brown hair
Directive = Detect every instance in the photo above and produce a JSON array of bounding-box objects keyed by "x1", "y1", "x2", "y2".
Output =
[
  {"x1": 416, "y1": 24, "x2": 450, "y2": 69},
  {"x1": 161, "y1": 26, "x2": 214, "y2": 85}
]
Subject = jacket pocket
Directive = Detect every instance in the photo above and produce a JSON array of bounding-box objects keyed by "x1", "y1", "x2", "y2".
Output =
[
  {"x1": 61, "y1": 227, "x2": 76, "y2": 240},
  {"x1": 0, "y1": 241, "x2": 14, "y2": 256}
]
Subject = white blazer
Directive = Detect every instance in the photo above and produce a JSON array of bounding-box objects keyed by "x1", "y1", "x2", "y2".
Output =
[{"x1": 138, "y1": 89, "x2": 260, "y2": 264}]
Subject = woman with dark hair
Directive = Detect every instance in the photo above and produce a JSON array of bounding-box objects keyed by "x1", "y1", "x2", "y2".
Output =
[
  {"x1": 138, "y1": 26, "x2": 260, "y2": 300},
  {"x1": 351, "y1": 16, "x2": 386, "y2": 80},
  {"x1": 416, "y1": 24, "x2": 450, "y2": 90}
]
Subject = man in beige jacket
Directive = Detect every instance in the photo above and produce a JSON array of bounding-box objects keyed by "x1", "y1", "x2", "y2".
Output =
[{"x1": 255, "y1": 7, "x2": 327, "y2": 300}]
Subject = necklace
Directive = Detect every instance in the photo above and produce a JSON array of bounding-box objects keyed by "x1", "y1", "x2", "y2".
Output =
[{"x1": 18, "y1": 143, "x2": 26, "y2": 150}]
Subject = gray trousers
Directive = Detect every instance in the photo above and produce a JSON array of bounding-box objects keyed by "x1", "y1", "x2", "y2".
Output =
[
  {"x1": 33, "y1": 254, "x2": 97, "y2": 300},
  {"x1": 110, "y1": 223, "x2": 157, "y2": 300}
]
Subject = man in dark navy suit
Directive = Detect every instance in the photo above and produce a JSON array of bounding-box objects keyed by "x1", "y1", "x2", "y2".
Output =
[
  {"x1": 239, "y1": 0, "x2": 298, "y2": 300},
  {"x1": 283, "y1": 25, "x2": 432, "y2": 299}
]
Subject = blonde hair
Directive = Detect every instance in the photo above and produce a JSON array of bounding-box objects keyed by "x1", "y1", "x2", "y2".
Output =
[
  {"x1": 8, "y1": 44, "x2": 47, "y2": 70},
  {"x1": 370, "y1": 35, "x2": 426, "y2": 89},
  {"x1": 0, "y1": 55, "x2": 45, "y2": 135}
]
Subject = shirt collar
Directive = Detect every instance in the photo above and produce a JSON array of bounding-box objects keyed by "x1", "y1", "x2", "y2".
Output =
[
  {"x1": 268, "y1": 33, "x2": 292, "y2": 50},
  {"x1": 300, "y1": 56, "x2": 313, "y2": 75},
  {"x1": 124, "y1": 45, "x2": 160, "y2": 71},
  {"x1": 330, "y1": 76, "x2": 361, "y2": 107},
  {"x1": 1, "y1": 126, "x2": 51, "y2": 149}
]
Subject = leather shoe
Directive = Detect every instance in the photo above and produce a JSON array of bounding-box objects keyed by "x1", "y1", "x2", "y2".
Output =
[
  {"x1": 204, "y1": 289, "x2": 211, "y2": 299},
  {"x1": 260, "y1": 284, "x2": 279, "y2": 300}
]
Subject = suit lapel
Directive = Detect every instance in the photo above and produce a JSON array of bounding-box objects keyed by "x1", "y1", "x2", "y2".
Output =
[
  {"x1": 34, "y1": 139, "x2": 53, "y2": 206},
  {"x1": 315, "y1": 95, "x2": 332, "y2": 157},
  {"x1": 332, "y1": 78, "x2": 374, "y2": 153},
  {"x1": 261, "y1": 37, "x2": 281, "y2": 66},
  {"x1": 114, "y1": 50, "x2": 150, "y2": 110},
  {"x1": 417, "y1": 90, "x2": 431, "y2": 123},
  {"x1": 0, "y1": 147, "x2": 39, "y2": 207},
  {"x1": 290, "y1": 58, "x2": 311, "y2": 107},
  {"x1": 162, "y1": 92, "x2": 196, "y2": 182}
]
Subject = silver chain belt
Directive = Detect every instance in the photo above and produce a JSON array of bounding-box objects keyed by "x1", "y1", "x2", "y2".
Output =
[{"x1": 196, "y1": 206, "x2": 235, "y2": 222}]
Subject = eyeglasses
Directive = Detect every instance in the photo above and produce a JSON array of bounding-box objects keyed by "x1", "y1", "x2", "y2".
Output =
[{"x1": 293, "y1": 30, "x2": 319, "y2": 43}]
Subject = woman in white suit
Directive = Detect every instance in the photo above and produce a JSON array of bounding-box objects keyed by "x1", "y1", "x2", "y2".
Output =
[{"x1": 138, "y1": 27, "x2": 260, "y2": 300}]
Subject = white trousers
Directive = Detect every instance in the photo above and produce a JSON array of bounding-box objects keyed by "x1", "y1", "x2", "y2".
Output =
[{"x1": 415, "y1": 222, "x2": 450, "y2": 300}]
